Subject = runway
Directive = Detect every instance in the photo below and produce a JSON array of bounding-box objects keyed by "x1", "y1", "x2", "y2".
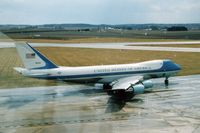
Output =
[
  {"x1": 0, "y1": 41, "x2": 200, "y2": 52},
  {"x1": 38, "y1": 42, "x2": 200, "y2": 52},
  {"x1": 0, "y1": 75, "x2": 200, "y2": 133}
]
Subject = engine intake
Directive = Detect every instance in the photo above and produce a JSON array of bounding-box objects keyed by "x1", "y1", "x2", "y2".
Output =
[
  {"x1": 131, "y1": 84, "x2": 145, "y2": 94},
  {"x1": 129, "y1": 80, "x2": 153, "y2": 95},
  {"x1": 142, "y1": 80, "x2": 153, "y2": 89}
]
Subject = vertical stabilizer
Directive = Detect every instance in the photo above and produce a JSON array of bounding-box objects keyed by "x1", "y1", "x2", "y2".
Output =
[{"x1": 15, "y1": 42, "x2": 58, "y2": 69}]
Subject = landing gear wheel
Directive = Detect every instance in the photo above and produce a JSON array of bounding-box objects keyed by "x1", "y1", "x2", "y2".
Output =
[
  {"x1": 112, "y1": 90, "x2": 134, "y2": 101},
  {"x1": 165, "y1": 78, "x2": 169, "y2": 86},
  {"x1": 103, "y1": 84, "x2": 112, "y2": 91}
]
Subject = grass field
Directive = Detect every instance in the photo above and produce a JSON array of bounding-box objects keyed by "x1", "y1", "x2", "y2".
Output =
[
  {"x1": 0, "y1": 47, "x2": 200, "y2": 89},
  {"x1": 129, "y1": 44, "x2": 200, "y2": 48},
  {"x1": 13, "y1": 38, "x2": 190, "y2": 44},
  {"x1": 0, "y1": 48, "x2": 62, "y2": 89},
  {"x1": 5, "y1": 30, "x2": 200, "y2": 43}
]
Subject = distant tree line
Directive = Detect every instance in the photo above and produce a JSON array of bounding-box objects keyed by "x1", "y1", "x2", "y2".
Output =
[
  {"x1": 77, "y1": 29, "x2": 90, "y2": 32},
  {"x1": 167, "y1": 26, "x2": 188, "y2": 31}
]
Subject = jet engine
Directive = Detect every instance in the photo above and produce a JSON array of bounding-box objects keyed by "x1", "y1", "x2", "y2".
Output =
[
  {"x1": 142, "y1": 80, "x2": 153, "y2": 88},
  {"x1": 131, "y1": 84, "x2": 145, "y2": 94},
  {"x1": 130, "y1": 80, "x2": 153, "y2": 95}
]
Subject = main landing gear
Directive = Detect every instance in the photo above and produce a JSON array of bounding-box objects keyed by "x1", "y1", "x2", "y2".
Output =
[
  {"x1": 165, "y1": 78, "x2": 169, "y2": 86},
  {"x1": 103, "y1": 84, "x2": 134, "y2": 100},
  {"x1": 103, "y1": 84, "x2": 112, "y2": 95}
]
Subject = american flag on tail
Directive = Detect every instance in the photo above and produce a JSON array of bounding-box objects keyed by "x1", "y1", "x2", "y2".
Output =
[{"x1": 26, "y1": 53, "x2": 35, "y2": 59}]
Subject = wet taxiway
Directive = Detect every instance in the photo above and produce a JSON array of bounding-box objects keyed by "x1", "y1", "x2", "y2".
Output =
[{"x1": 0, "y1": 75, "x2": 200, "y2": 133}]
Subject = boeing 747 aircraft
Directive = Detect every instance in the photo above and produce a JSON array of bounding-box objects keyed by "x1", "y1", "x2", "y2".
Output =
[{"x1": 14, "y1": 42, "x2": 181, "y2": 99}]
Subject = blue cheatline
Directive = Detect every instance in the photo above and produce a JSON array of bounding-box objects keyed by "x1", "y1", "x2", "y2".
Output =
[
  {"x1": 32, "y1": 60, "x2": 181, "y2": 80},
  {"x1": 27, "y1": 44, "x2": 58, "y2": 69}
]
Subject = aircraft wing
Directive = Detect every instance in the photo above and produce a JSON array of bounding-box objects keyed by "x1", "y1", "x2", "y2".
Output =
[{"x1": 111, "y1": 76, "x2": 143, "y2": 91}]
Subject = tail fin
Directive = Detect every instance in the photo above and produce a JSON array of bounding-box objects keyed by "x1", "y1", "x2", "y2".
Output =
[{"x1": 15, "y1": 42, "x2": 58, "y2": 69}]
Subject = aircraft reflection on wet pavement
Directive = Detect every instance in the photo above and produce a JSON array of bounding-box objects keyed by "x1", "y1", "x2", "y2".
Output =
[{"x1": 0, "y1": 75, "x2": 200, "y2": 133}]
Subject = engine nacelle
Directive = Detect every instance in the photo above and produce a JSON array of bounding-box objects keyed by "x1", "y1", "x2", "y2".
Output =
[
  {"x1": 132, "y1": 84, "x2": 145, "y2": 94},
  {"x1": 142, "y1": 80, "x2": 153, "y2": 89},
  {"x1": 94, "y1": 83, "x2": 104, "y2": 89}
]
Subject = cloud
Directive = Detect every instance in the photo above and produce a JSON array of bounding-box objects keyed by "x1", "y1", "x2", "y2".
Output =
[{"x1": 0, "y1": 0, "x2": 199, "y2": 24}]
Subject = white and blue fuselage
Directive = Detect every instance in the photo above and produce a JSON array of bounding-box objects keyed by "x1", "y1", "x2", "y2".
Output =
[
  {"x1": 14, "y1": 42, "x2": 181, "y2": 99},
  {"x1": 15, "y1": 59, "x2": 181, "y2": 83}
]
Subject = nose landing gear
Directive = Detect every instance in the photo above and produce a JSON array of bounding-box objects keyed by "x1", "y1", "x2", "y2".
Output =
[{"x1": 165, "y1": 78, "x2": 169, "y2": 86}]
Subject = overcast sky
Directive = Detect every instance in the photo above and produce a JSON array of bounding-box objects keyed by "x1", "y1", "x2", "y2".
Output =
[{"x1": 0, "y1": 0, "x2": 200, "y2": 25}]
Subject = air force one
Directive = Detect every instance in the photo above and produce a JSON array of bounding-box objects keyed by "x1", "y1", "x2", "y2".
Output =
[{"x1": 14, "y1": 42, "x2": 181, "y2": 99}]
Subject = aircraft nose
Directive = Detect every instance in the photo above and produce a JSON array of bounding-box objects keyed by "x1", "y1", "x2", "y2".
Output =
[
  {"x1": 175, "y1": 63, "x2": 181, "y2": 71},
  {"x1": 163, "y1": 60, "x2": 182, "y2": 71}
]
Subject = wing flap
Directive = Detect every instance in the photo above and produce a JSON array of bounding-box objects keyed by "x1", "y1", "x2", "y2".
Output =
[{"x1": 111, "y1": 76, "x2": 143, "y2": 91}]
